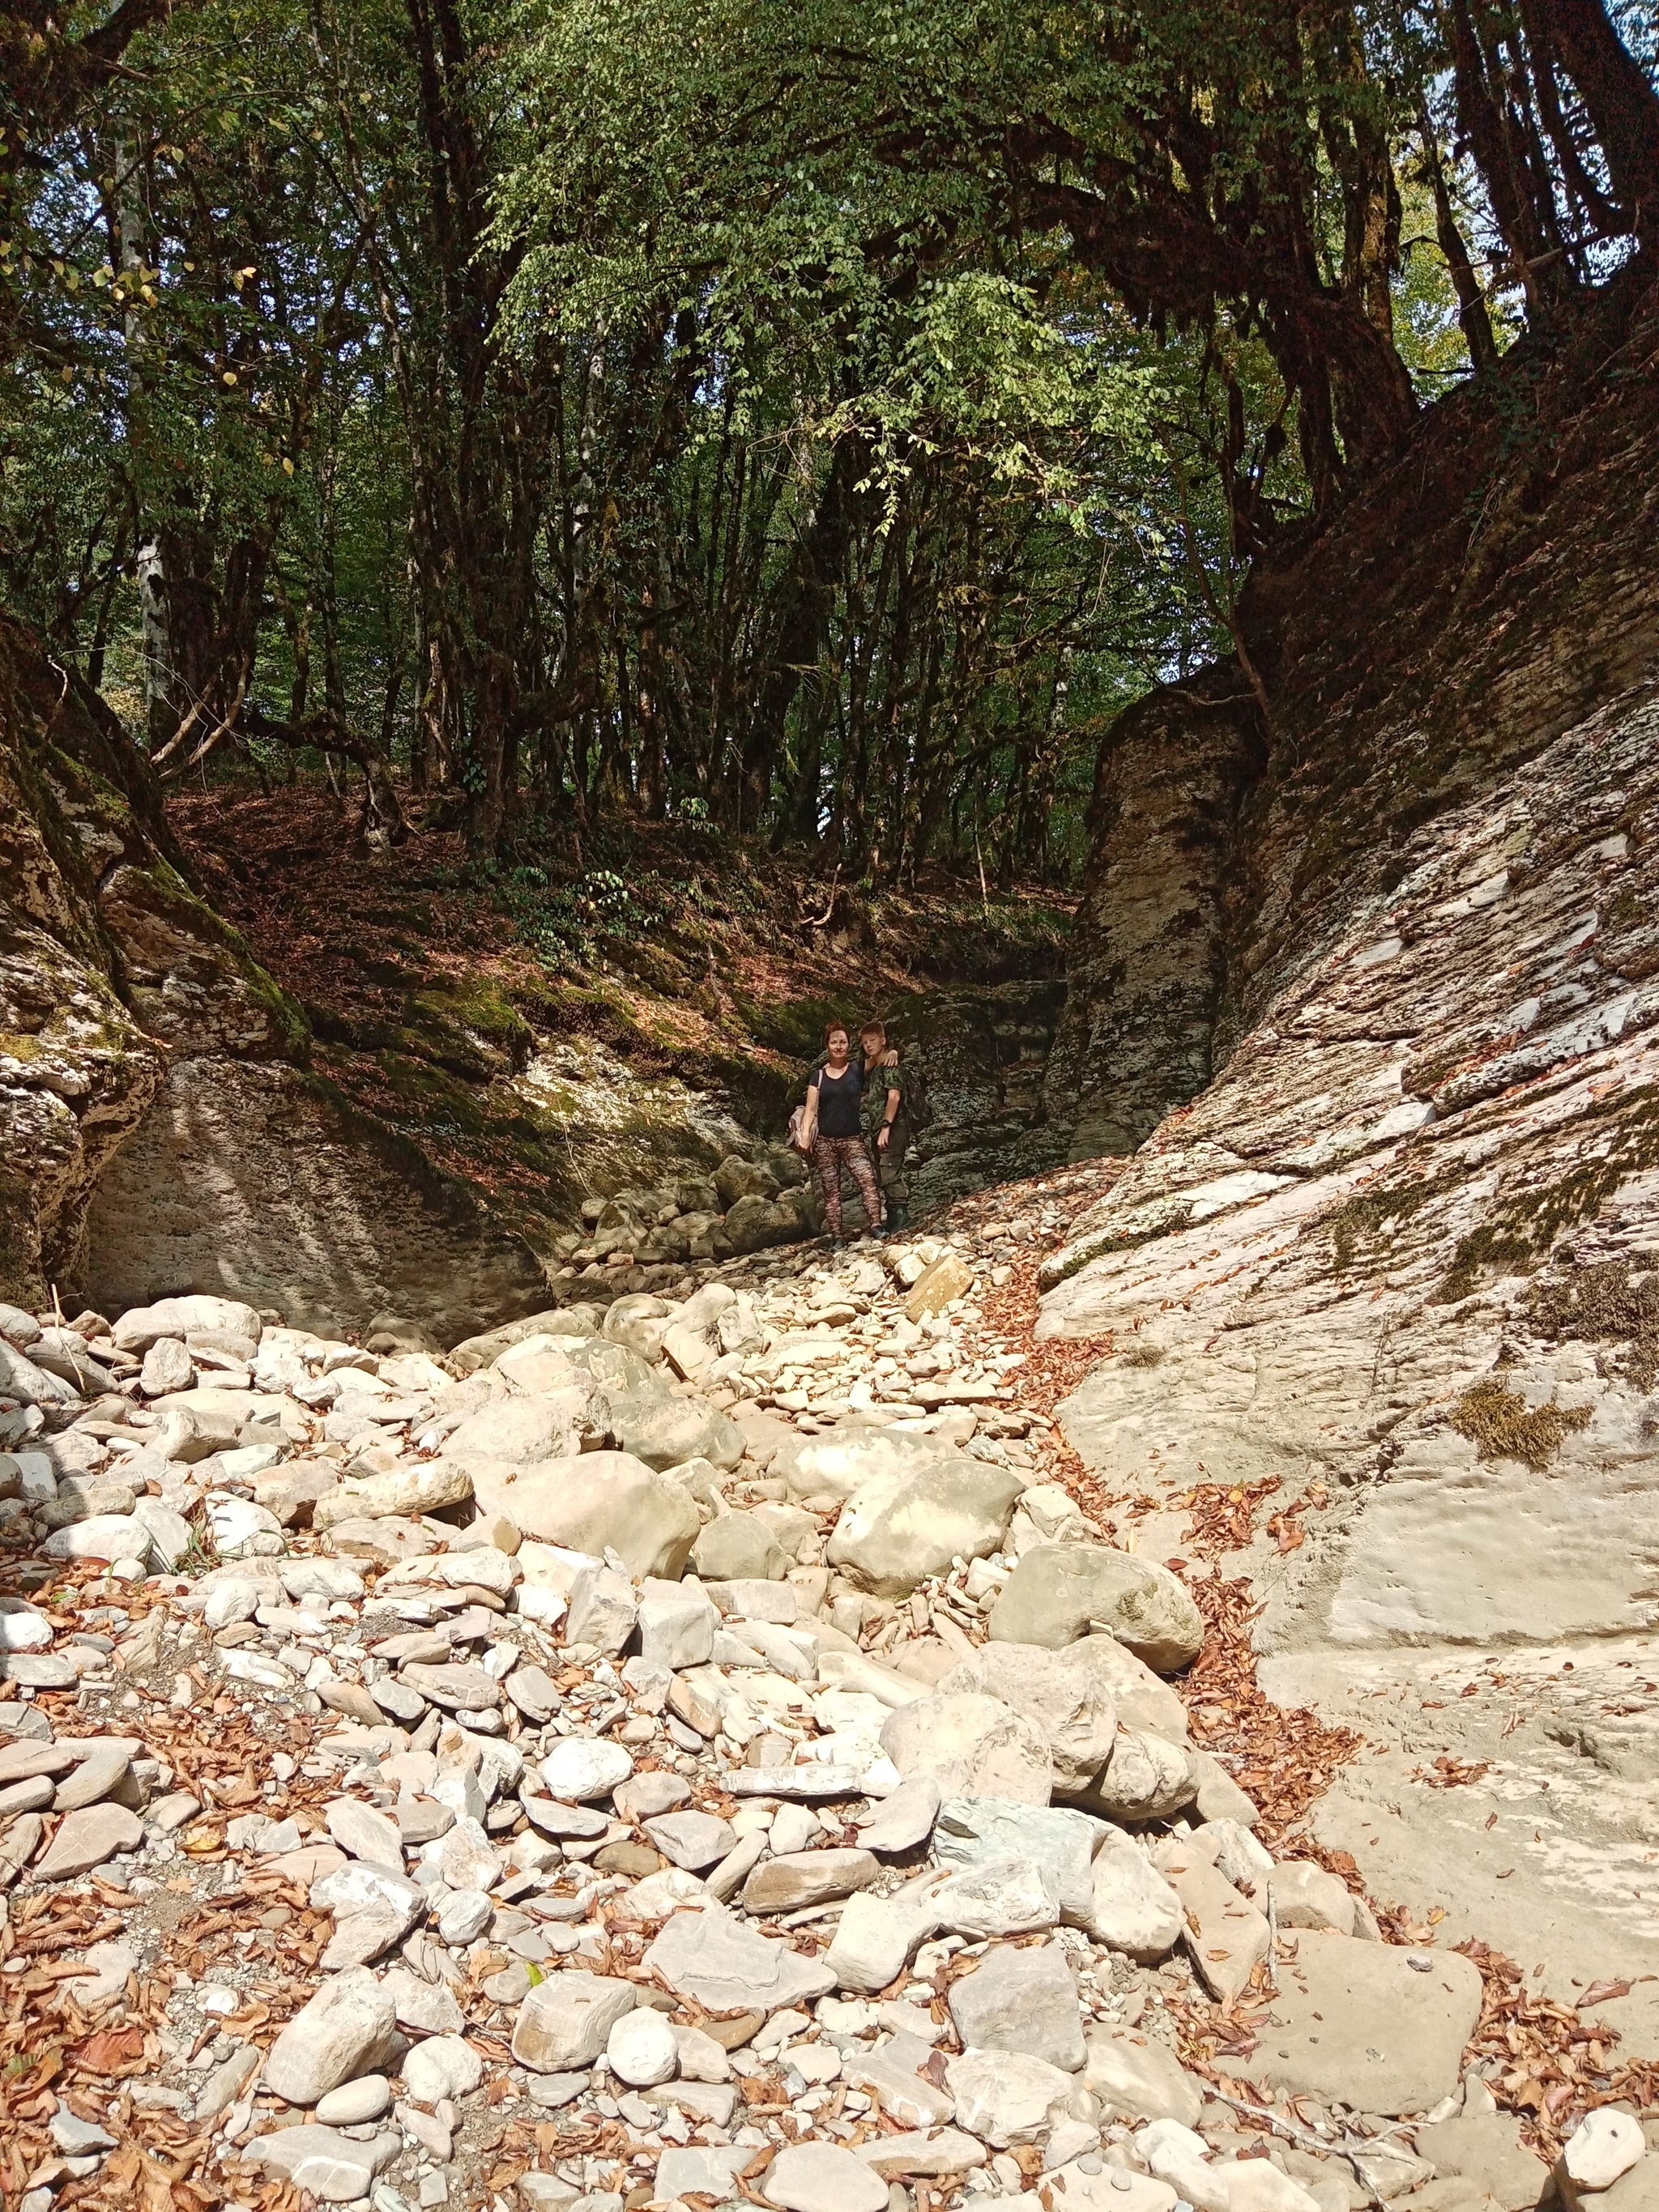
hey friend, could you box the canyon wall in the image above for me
[1038,266,1659,2019]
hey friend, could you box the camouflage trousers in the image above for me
[872,1126,910,1206]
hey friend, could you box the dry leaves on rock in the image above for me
[1456,1936,1659,2158]
[1177,1566,1362,1842]
[74,2022,148,2076]
[1179,1478,1283,1559]
[1411,1754,1492,1788]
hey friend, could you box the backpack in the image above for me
[902,1059,933,1132]
[787,1102,812,1154]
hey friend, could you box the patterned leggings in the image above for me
[811,1133,881,1237]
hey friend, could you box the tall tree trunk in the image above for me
[737,441,857,835]
[1543,0,1659,244]
[1418,112,1500,375]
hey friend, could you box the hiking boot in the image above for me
[885,1203,909,1234]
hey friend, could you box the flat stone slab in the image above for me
[244,2124,399,2202]
[644,1809,735,1872]
[945,1938,1084,2071]
[36,1804,143,1880]
[399,1661,499,1711]
[520,1795,608,1839]
[325,1798,406,1869]
[512,1972,639,2073]
[0,1653,82,1688]
[935,1796,1100,1920]
[540,1737,633,1801]
[1253,1929,1483,2116]
[854,2129,988,2177]
[658,2147,754,2200]
[765,2141,890,2212]
[0,1742,76,1784]
[644,1905,835,2013]
[724,1765,868,1800]
[52,1742,133,1812]
[40,1513,150,1566]
[856,1775,940,1853]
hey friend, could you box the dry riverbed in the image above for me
[0,1168,1645,2212]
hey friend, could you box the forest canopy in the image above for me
[2,0,1657,878]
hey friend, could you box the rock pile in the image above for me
[547,1149,824,1274]
[0,1192,1619,2212]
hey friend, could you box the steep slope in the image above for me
[1038,266,1659,2043]
[0,614,551,1334]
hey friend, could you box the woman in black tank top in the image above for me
[800,1024,884,1245]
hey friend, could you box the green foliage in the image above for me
[462,861,672,968]
[1,0,1650,880]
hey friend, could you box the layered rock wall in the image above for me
[1042,265,1659,1649]
[1043,671,1260,1161]
[1035,262,1659,2028]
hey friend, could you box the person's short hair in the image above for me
[824,1021,851,1046]
[859,1021,887,1048]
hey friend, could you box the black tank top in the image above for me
[813,1062,863,1137]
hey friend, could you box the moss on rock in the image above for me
[1449,1378,1592,1471]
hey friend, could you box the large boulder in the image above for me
[311,1461,474,1530]
[660,1283,734,1382]
[0,1340,79,1406]
[469,1450,699,1578]
[1074,1729,1196,1823]
[933,1797,1101,1920]
[444,1390,593,1470]
[1251,1929,1483,2116]
[603,1294,675,1362]
[1064,1634,1189,1745]
[644,1904,835,2011]
[1082,2027,1205,2126]
[512,1972,639,2072]
[827,1451,1022,1598]
[492,1335,591,1395]
[448,1308,600,1375]
[945,1940,1085,2072]
[562,1336,744,1471]
[113,1294,262,1354]
[692,1513,788,1582]
[880,1693,1052,1806]
[261,1967,399,2104]
[987,1545,1204,1674]
[1076,1831,1183,1958]
[613,1383,744,1473]
[714,1156,778,1209]
[1414,2081,1555,2211]
[778,1425,962,1506]
[946,2050,1076,2149]
[1151,1837,1268,2004]
[723,1195,804,1254]
[939,1643,1118,1795]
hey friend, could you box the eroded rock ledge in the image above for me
[1036,269,1659,2042]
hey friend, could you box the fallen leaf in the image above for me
[76,2023,147,2075]
[1579,1980,1632,2009]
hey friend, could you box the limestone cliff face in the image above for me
[1042,268,1659,1657]
[0,615,548,1332]
[1043,670,1260,1160]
